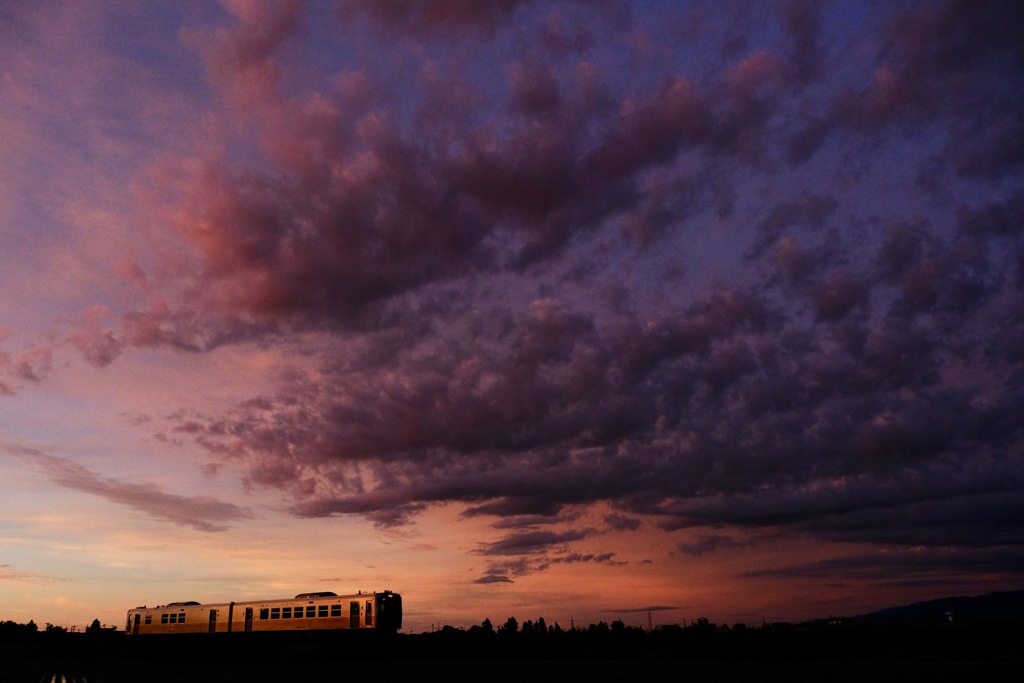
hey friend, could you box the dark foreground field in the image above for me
[4,658,1024,683]
[2,623,1022,683]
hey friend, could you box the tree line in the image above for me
[413,613,1024,663]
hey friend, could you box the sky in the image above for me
[1,0,1022,633]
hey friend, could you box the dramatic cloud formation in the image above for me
[118,0,1022,587]
[1,0,1022,628]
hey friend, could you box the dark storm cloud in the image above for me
[473,531,621,583]
[795,0,1024,163]
[551,551,618,565]
[479,529,596,556]
[490,510,583,529]
[110,0,852,349]
[474,573,513,585]
[2,443,250,532]
[114,0,1023,348]
[603,514,640,532]
[677,533,739,557]
[88,1,1024,580]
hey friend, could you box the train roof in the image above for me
[129,590,396,612]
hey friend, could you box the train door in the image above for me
[132,613,140,635]
[244,607,253,632]
[349,601,360,628]
[208,609,218,633]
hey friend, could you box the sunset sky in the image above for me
[2,0,1023,633]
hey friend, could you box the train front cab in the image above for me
[376,591,402,632]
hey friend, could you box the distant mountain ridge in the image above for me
[855,590,1024,623]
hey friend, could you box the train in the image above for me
[126,590,402,635]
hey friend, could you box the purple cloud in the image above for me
[32,0,1023,587]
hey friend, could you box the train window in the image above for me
[271,608,280,619]
[306,606,316,617]
[145,615,152,625]
[168,613,177,624]
[161,614,168,624]
[319,605,329,617]
[366,601,372,626]
[259,608,269,620]
[331,604,341,617]
[179,613,186,623]
[282,607,292,618]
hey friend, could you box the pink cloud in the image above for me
[2,444,250,532]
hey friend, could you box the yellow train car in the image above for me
[126,590,402,635]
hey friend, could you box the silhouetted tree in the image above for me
[500,616,518,634]
[0,619,41,642]
[691,617,715,631]
[481,617,494,634]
